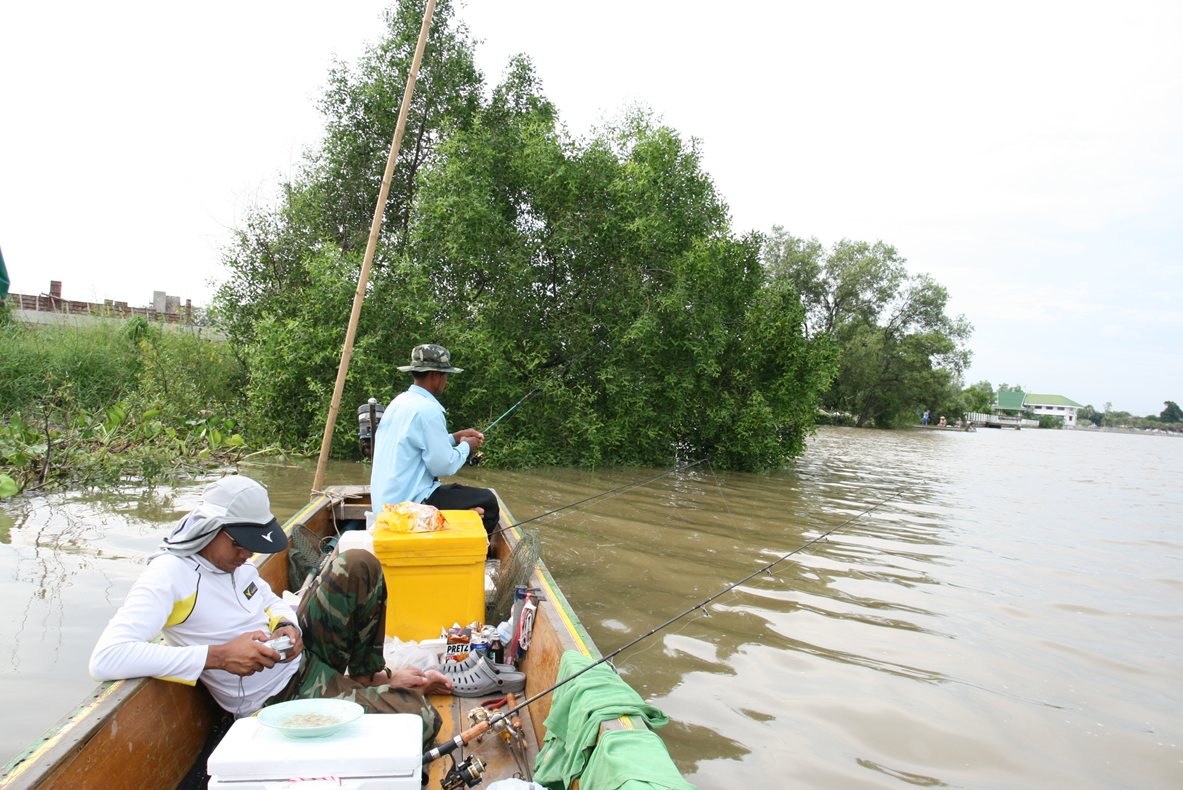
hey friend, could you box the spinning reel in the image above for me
[441,754,486,789]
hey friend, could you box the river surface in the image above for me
[1,427,1180,787]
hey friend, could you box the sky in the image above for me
[2,1,1180,416]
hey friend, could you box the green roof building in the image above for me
[995,388,1026,412]
[993,388,1082,427]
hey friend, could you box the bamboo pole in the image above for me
[311,0,437,494]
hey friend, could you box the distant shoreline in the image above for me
[1078,426,1182,437]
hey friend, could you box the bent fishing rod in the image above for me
[487,458,708,538]
[426,486,905,764]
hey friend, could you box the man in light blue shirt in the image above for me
[370,344,499,534]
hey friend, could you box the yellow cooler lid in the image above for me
[372,509,487,563]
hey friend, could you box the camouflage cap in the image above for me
[397,343,464,374]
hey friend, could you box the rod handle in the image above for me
[423,720,490,763]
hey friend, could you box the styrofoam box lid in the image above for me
[208,714,421,780]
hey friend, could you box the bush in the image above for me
[1,320,250,493]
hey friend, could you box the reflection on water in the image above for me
[2,431,1181,787]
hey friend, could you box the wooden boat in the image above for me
[913,423,975,432]
[0,485,677,788]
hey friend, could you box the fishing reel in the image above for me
[466,451,486,467]
[441,754,486,789]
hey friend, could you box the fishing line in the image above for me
[488,458,708,538]
[426,486,904,764]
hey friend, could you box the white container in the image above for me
[207,713,421,789]
[338,529,375,555]
[365,509,376,531]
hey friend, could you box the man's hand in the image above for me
[270,623,304,663]
[454,428,485,449]
[386,666,454,695]
[205,631,281,676]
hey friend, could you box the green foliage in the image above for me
[1036,414,1064,429]
[962,380,995,413]
[1080,405,1183,432]
[409,84,835,469]
[1,321,140,412]
[1,397,247,494]
[212,0,481,350]
[1160,400,1182,423]
[0,321,250,493]
[764,228,972,428]
[240,246,435,454]
[815,411,857,427]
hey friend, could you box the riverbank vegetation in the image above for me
[4,1,981,492]
[0,318,250,495]
[761,229,971,428]
[1076,401,1183,432]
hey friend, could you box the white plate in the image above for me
[257,698,364,738]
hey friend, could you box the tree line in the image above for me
[210,0,971,470]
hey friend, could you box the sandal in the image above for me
[440,653,525,698]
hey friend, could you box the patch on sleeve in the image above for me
[243,581,258,600]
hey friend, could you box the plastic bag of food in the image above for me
[375,501,445,534]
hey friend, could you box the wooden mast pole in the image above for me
[311,0,437,494]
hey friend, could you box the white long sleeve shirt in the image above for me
[89,552,301,715]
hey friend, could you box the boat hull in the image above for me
[0,486,676,788]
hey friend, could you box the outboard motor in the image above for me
[357,398,384,459]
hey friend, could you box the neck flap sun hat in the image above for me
[397,343,463,374]
[156,475,287,558]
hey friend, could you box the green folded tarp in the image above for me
[582,728,697,790]
[533,650,696,790]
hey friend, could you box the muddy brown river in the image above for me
[1,426,1180,787]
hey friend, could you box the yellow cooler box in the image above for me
[372,509,487,640]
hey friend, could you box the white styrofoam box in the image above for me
[208,713,421,789]
[338,529,375,555]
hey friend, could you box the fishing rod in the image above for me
[425,486,905,765]
[487,458,708,538]
[468,344,601,465]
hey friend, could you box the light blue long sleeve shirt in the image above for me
[369,384,470,510]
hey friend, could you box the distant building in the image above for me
[995,388,1026,415]
[991,388,1082,428]
[1022,393,1083,427]
[7,279,196,327]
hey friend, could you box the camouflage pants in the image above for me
[266,548,441,746]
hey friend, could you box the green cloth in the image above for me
[534,651,690,789]
[581,729,697,790]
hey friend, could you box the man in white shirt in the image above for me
[370,343,499,533]
[89,475,450,744]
